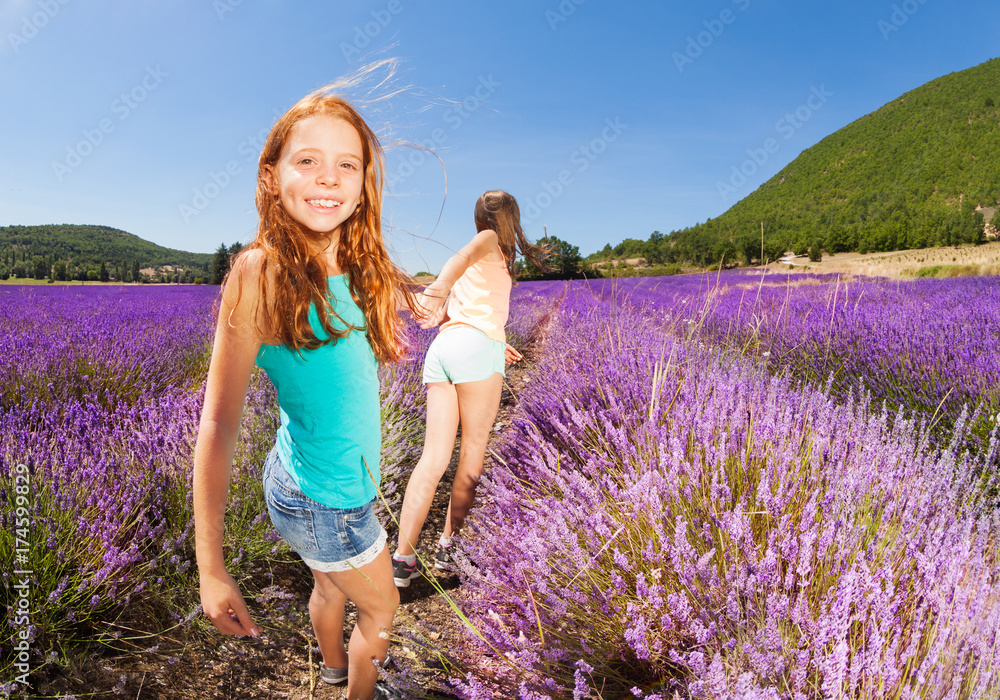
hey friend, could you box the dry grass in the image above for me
[769,241,1000,278]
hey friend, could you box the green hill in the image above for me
[595,57,1000,268]
[0,224,212,282]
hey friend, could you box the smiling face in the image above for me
[269,114,365,249]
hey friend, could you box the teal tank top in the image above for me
[255,275,380,509]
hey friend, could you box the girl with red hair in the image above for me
[193,85,416,700]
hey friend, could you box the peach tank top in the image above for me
[439,254,512,343]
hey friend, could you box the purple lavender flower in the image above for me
[449,277,1000,698]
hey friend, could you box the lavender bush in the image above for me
[0,284,433,691]
[506,280,568,350]
[584,273,1000,450]
[4,272,998,698]
[0,285,216,408]
[451,279,1000,699]
[0,286,281,688]
[379,323,436,515]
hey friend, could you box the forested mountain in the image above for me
[594,57,1000,267]
[0,224,214,282]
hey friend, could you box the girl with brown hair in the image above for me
[392,190,549,586]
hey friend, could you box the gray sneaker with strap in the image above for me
[374,680,405,699]
[434,541,454,571]
[392,555,419,587]
[319,663,347,684]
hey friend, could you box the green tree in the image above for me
[516,235,581,280]
[972,211,986,244]
[736,230,759,265]
[99,262,109,282]
[54,260,67,281]
[546,235,582,278]
[808,235,823,262]
[612,238,646,259]
[211,243,237,285]
[791,235,809,257]
[644,231,667,265]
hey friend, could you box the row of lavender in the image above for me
[450,277,1000,698]
[584,272,1000,448]
[0,285,270,690]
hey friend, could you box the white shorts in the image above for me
[422,326,505,384]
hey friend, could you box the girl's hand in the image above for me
[200,568,261,637]
[504,343,523,365]
[416,290,448,329]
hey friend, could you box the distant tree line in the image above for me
[588,198,993,271]
[0,246,208,283]
[0,225,247,284]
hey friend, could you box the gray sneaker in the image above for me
[319,663,347,684]
[374,680,405,699]
[392,555,419,587]
[320,653,393,687]
[434,541,454,571]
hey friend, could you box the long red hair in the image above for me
[231,89,415,363]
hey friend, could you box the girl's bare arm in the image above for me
[418,229,500,327]
[193,252,265,637]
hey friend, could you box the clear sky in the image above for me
[2,1,997,274]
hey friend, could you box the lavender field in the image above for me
[2,273,999,699]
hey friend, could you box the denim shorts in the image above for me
[262,447,387,572]
[422,325,506,384]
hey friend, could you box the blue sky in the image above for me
[2,1,997,274]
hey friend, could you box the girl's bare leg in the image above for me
[442,372,503,538]
[395,381,460,556]
[311,544,399,700]
[309,573,348,669]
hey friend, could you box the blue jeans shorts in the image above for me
[262,447,387,572]
[422,325,506,384]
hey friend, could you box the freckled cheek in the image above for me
[282,169,308,188]
[279,173,310,202]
